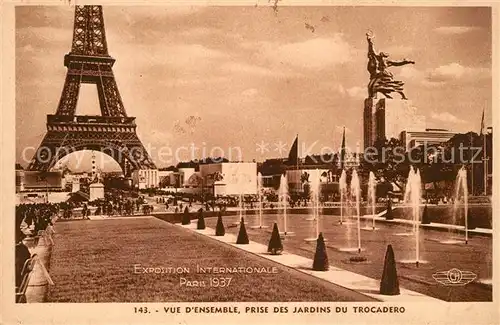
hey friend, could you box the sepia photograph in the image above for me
[2,1,498,324]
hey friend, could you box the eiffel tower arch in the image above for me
[27,5,156,177]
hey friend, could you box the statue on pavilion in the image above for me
[366,30,415,100]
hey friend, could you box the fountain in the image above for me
[250,172,268,229]
[457,166,468,244]
[403,168,413,205]
[399,166,427,267]
[362,171,379,231]
[478,243,492,286]
[441,166,469,244]
[233,180,247,226]
[304,175,316,221]
[414,168,422,264]
[305,169,321,242]
[396,166,420,236]
[338,169,363,253]
[278,174,294,236]
[339,169,346,224]
[338,169,354,225]
[352,169,362,253]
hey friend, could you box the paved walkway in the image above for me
[178,222,442,302]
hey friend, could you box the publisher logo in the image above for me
[432,268,477,286]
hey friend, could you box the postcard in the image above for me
[1,1,498,324]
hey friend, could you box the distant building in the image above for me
[258,158,286,188]
[15,164,25,192]
[199,162,257,196]
[16,170,63,192]
[158,168,197,190]
[400,129,456,150]
[363,97,458,153]
[337,151,361,170]
[158,169,176,187]
[63,172,90,184]
[131,169,159,189]
[179,168,196,187]
[102,171,124,178]
[286,168,329,195]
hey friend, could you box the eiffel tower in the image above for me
[27,5,156,176]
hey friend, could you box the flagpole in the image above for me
[479,107,487,196]
[483,133,487,195]
[296,133,299,171]
[341,127,344,171]
[470,133,474,196]
[296,134,299,202]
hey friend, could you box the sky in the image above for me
[15,5,492,171]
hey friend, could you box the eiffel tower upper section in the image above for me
[57,5,126,117]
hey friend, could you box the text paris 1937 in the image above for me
[179,277,233,288]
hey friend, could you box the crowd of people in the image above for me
[16,203,59,239]
[95,195,152,216]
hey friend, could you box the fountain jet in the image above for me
[370,172,376,229]
[305,169,321,242]
[351,169,362,253]
[251,172,268,229]
[450,166,469,244]
[339,169,348,225]
[399,166,427,267]
[362,171,379,231]
[278,174,294,236]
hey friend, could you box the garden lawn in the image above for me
[47,217,373,302]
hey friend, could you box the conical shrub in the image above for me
[267,223,283,255]
[197,208,206,230]
[385,199,394,220]
[181,206,190,225]
[215,213,225,236]
[236,217,249,244]
[312,232,329,271]
[421,204,431,224]
[379,244,400,295]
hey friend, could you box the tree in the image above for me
[196,208,205,230]
[312,232,329,271]
[215,213,225,236]
[267,223,283,255]
[361,137,409,192]
[442,132,489,195]
[376,179,393,199]
[380,244,400,295]
[236,217,249,244]
[181,206,190,225]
